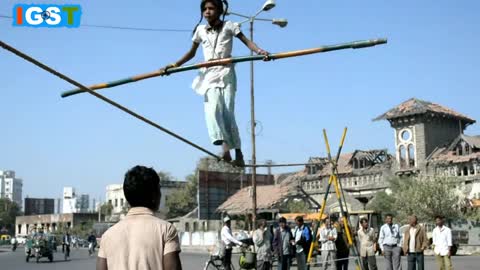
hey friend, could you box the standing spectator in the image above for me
[292,216,312,270]
[402,215,428,270]
[334,221,350,270]
[358,218,378,270]
[378,214,402,270]
[273,217,293,270]
[254,219,273,270]
[96,165,182,270]
[432,215,453,270]
[63,232,72,259]
[319,218,337,270]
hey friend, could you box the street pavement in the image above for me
[1,246,479,269]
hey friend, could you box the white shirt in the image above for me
[432,225,452,256]
[191,20,241,95]
[319,226,337,251]
[378,223,401,250]
[409,227,417,252]
[221,225,242,249]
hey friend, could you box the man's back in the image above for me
[98,207,180,270]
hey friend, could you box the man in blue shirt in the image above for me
[378,214,402,270]
[293,216,312,270]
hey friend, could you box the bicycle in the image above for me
[203,239,256,270]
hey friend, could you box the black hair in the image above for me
[295,216,304,223]
[435,215,444,220]
[360,218,368,224]
[123,165,161,210]
[192,0,229,35]
[385,213,394,218]
[278,217,287,223]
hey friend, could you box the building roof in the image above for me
[428,134,480,163]
[307,150,392,177]
[216,174,300,215]
[373,98,475,124]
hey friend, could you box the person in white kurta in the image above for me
[161,0,269,166]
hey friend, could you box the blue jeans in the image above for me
[407,252,424,270]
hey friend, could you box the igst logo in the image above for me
[13,4,82,28]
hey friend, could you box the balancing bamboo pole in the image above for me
[61,38,387,98]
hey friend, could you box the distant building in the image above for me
[62,187,77,214]
[62,187,91,213]
[105,180,187,219]
[0,170,23,209]
[220,98,480,213]
[24,198,55,215]
[15,213,100,236]
[77,194,90,213]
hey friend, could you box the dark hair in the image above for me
[278,217,287,223]
[435,215,444,220]
[295,216,304,223]
[360,218,368,224]
[123,165,161,210]
[385,213,394,218]
[192,0,229,35]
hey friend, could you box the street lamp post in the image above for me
[228,0,287,229]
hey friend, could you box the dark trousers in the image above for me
[336,253,349,270]
[407,252,424,270]
[223,248,232,270]
[278,255,291,270]
[362,256,378,270]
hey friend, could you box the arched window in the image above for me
[408,144,415,167]
[399,145,407,169]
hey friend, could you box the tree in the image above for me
[166,171,198,219]
[165,157,241,219]
[367,176,464,224]
[286,199,310,213]
[158,171,176,183]
[99,202,113,217]
[367,191,397,217]
[0,198,21,235]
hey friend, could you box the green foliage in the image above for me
[100,202,113,217]
[0,198,21,234]
[166,171,197,219]
[367,176,464,224]
[165,157,242,219]
[286,199,310,213]
[367,191,397,217]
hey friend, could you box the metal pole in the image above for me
[250,19,257,230]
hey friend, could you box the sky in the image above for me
[1,0,479,202]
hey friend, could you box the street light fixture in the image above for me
[262,0,276,12]
[228,0,287,230]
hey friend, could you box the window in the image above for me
[401,130,411,141]
[115,199,118,207]
[408,144,415,167]
[108,200,112,205]
[465,144,470,155]
[463,167,468,176]
[470,166,475,175]
[193,222,198,232]
[399,145,407,169]
[185,222,190,232]
[120,198,124,206]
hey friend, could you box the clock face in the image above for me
[400,129,412,142]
